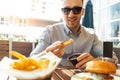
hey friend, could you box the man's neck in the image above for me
[71,25,81,34]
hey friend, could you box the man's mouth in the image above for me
[68,18,77,22]
[68,18,77,23]
[68,19,76,25]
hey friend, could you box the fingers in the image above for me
[46,41,64,52]
[77,53,92,61]
[53,48,64,57]
[45,41,65,57]
[76,53,94,68]
[45,39,73,58]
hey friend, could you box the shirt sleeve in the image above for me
[91,34,103,57]
[30,27,51,57]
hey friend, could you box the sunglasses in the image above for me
[61,7,82,15]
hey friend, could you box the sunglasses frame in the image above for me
[61,6,82,15]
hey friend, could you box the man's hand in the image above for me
[45,39,73,58]
[76,53,94,69]
[45,41,65,57]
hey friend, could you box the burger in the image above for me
[71,60,117,80]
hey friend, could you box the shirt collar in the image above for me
[63,23,81,37]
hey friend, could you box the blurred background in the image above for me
[0,0,120,60]
[0,0,120,45]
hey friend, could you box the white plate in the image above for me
[71,73,93,80]
[0,52,61,80]
[71,72,120,80]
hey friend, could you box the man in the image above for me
[30,0,117,68]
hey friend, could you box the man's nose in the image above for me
[68,10,75,17]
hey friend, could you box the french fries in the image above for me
[9,39,73,71]
[9,51,26,59]
[9,51,50,71]
[11,58,50,71]
[64,39,74,46]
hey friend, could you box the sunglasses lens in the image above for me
[61,7,82,15]
[73,7,82,14]
[61,8,71,15]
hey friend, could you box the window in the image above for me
[0,0,61,42]
[94,0,120,47]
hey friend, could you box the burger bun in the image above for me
[85,60,116,74]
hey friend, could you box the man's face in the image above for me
[61,0,84,29]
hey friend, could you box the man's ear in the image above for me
[81,8,85,16]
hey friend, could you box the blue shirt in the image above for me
[30,22,103,66]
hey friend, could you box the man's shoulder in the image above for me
[82,26,95,34]
[44,22,64,32]
[47,22,64,28]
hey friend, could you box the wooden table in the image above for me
[0,66,120,80]
[52,66,120,80]
[52,66,77,80]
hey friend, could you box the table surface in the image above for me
[52,66,120,80]
[0,66,120,80]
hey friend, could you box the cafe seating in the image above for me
[113,47,120,63]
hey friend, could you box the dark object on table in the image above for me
[103,41,113,58]
[67,53,80,66]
